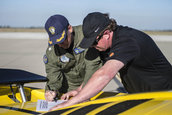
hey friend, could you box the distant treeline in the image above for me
[1,26,172,32]
[144,30,172,32]
[0,26,44,29]
[0,26,45,32]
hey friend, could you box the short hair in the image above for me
[103,13,117,31]
[97,13,117,36]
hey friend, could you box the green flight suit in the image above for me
[43,25,102,96]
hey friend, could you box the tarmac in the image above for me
[0,32,172,92]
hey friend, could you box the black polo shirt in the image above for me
[106,25,172,93]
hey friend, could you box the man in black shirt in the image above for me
[50,12,172,110]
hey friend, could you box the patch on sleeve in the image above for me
[43,54,48,64]
[74,47,85,55]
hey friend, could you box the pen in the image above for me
[53,97,58,102]
[47,85,58,102]
[47,85,51,91]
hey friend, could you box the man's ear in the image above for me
[104,34,110,40]
[104,30,111,40]
[68,25,73,33]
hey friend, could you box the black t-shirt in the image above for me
[106,25,172,93]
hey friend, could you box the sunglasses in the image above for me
[92,25,111,46]
[92,33,104,46]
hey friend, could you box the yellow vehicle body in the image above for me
[0,86,44,115]
[0,85,172,115]
[0,69,172,115]
[44,91,172,115]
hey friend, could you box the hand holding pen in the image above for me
[45,85,58,102]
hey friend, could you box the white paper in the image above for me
[36,99,66,111]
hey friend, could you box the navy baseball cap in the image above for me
[80,12,111,48]
[45,15,69,46]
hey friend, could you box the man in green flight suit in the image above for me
[43,14,102,101]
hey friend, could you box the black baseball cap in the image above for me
[79,12,111,48]
[45,15,69,46]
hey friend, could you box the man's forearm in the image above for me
[50,60,124,111]
[66,60,124,104]
[67,69,113,104]
[76,83,83,92]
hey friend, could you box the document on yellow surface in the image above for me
[36,99,66,111]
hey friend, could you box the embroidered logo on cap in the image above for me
[56,30,65,42]
[94,27,100,32]
[49,26,55,35]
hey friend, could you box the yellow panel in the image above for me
[31,89,45,102]
[55,91,172,111]
[87,102,119,115]
[150,101,172,115]
[0,95,15,105]
[119,100,172,115]
[16,93,22,103]
[90,91,104,100]
[0,102,40,115]
[61,106,86,115]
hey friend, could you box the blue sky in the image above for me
[0,0,172,30]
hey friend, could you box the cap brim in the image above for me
[79,36,96,49]
[49,29,67,46]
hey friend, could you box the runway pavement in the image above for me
[0,32,172,92]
